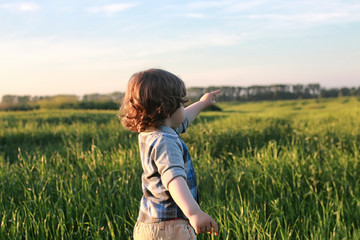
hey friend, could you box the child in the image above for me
[119,68,220,239]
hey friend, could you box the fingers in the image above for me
[203,89,220,104]
[209,89,221,96]
[207,90,221,101]
[210,219,219,236]
[199,89,220,100]
[198,225,210,234]
[188,211,219,235]
[197,220,219,235]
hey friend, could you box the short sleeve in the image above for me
[175,116,189,134]
[151,135,187,190]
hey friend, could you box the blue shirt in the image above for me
[136,118,199,223]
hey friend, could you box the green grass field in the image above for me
[1,97,359,239]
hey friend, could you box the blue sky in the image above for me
[1,0,360,98]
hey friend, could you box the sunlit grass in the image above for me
[1,97,359,239]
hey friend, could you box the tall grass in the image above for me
[1,97,359,239]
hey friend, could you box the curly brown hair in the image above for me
[119,69,189,132]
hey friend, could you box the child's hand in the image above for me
[188,209,219,236]
[184,89,221,124]
[199,90,221,108]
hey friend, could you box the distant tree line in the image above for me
[1,84,359,111]
[187,84,360,102]
[0,92,124,111]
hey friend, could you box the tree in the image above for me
[1,95,17,105]
[308,84,321,97]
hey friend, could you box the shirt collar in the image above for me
[140,125,178,136]
[158,125,178,135]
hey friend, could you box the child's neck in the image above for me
[143,127,157,132]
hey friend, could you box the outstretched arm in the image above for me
[168,176,219,235]
[185,90,221,124]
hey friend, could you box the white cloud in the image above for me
[133,32,239,58]
[248,12,349,23]
[186,1,230,10]
[87,3,136,16]
[224,1,360,22]
[225,0,267,12]
[0,2,40,12]
[185,13,206,19]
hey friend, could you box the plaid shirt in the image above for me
[137,118,199,223]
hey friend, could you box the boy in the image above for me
[119,68,220,239]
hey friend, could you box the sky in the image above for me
[1,0,360,99]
